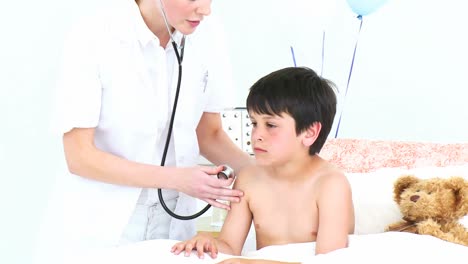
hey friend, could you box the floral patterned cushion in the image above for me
[320,138,468,173]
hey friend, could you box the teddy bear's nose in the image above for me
[410,195,420,202]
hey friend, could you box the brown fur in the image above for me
[385,175,468,246]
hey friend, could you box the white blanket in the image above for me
[68,232,468,264]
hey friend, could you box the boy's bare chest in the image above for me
[249,188,319,247]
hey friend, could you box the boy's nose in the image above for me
[252,132,263,142]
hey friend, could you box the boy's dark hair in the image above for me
[246,67,337,155]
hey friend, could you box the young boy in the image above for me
[171,67,355,263]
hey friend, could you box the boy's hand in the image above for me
[217,259,289,264]
[171,233,219,259]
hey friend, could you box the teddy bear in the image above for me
[385,175,468,246]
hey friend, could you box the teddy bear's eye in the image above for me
[416,189,420,192]
[428,191,432,195]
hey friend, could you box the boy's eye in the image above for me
[266,123,276,128]
[250,121,257,127]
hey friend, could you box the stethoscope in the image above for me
[157,1,234,220]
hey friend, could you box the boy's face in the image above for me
[249,112,307,166]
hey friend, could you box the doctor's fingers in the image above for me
[203,198,232,210]
[212,176,236,187]
[205,186,243,202]
[191,177,242,198]
[198,164,225,175]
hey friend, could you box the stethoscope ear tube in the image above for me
[158,39,205,220]
[157,37,234,220]
[156,1,211,220]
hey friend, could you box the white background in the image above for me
[214,0,468,142]
[1,0,467,263]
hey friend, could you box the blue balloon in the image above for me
[346,0,389,16]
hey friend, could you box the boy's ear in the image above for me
[302,122,321,147]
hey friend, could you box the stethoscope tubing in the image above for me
[157,39,213,220]
[156,1,233,220]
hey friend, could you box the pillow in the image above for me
[346,170,402,234]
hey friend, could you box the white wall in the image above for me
[1,0,467,263]
[213,0,468,143]
[0,1,113,263]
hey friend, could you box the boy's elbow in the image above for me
[315,239,349,255]
[215,239,239,256]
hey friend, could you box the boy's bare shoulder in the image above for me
[315,161,349,186]
[234,164,265,187]
[323,162,346,177]
[236,164,263,180]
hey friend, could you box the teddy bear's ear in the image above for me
[444,177,468,217]
[393,175,419,204]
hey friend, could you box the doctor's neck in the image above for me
[137,0,175,48]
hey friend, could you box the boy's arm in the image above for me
[315,172,354,255]
[216,169,254,255]
[171,168,254,257]
[217,259,300,264]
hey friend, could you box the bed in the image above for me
[68,232,468,263]
[69,139,468,263]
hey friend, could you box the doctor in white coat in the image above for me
[38,0,252,261]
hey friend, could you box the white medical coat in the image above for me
[49,0,235,254]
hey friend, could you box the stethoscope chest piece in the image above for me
[217,165,235,180]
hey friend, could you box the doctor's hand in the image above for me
[171,232,219,259]
[176,165,243,209]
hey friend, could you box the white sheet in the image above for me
[67,232,468,264]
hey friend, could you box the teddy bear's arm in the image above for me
[386,221,417,233]
[440,222,468,246]
[416,219,468,245]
